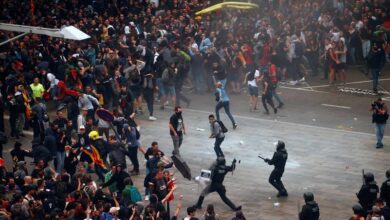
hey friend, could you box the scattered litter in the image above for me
[312,119,316,122]
[273,202,280,208]
[354,117,358,121]
[196,128,205,132]
[239,141,244,145]
[268,197,271,200]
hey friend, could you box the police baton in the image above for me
[258,155,266,161]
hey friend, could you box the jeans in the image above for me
[362,40,371,59]
[171,135,183,156]
[216,101,236,126]
[191,68,206,93]
[214,137,225,157]
[56,151,65,173]
[370,68,380,91]
[271,87,283,105]
[374,123,386,146]
[156,78,166,96]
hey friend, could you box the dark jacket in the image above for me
[32,144,52,163]
[380,178,390,204]
[44,128,58,156]
[299,201,320,220]
[357,181,379,210]
[109,143,128,168]
[267,149,288,171]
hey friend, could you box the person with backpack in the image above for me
[215,81,237,129]
[208,114,226,158]
[121,177,143,207]
[269,59,284,108]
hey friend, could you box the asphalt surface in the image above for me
[1,66,390,219]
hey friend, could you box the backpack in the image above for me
[269,64,278,87]
[129,186,142,203]
[216,120,228,133]
[162,68,174,84]
[129,68,140,82]
[0,132,8,145]
[247,70,255,81]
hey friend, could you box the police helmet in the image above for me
[88,130,100,141]
[276,141,285,151]
[352,204,363,215]
[216,157,226,165]
[386,169,390,178]
[364,172,375,183]
[303,192,314,202]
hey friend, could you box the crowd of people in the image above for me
[0,0,389,219]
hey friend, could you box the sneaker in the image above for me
[277,103,284,109]
[274,108,277,114]
[233,124,238,129]
[299,77,305,82]
[149,116,157,121]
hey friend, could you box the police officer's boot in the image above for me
[195,196,204,209]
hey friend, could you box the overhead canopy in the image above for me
[0,23,90,43]
[196,1,259,15]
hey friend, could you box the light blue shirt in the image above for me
[216,87,229,102]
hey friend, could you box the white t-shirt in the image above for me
[247,70,260,87]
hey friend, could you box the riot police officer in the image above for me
[299,192,320,220]
[195,157,241,211]
[380,169,390,205]
[264,140,288,197]
[357,172,379,216]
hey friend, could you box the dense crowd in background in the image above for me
[0,0,389,219]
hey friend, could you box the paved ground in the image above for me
[2,66,390,219]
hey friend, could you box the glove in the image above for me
[264,159,270,163]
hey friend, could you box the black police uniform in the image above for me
[195,158,241,211]
[380,170,390,205]
[299,193,320,220]
[357,174,379,213]
[266,141,288,196]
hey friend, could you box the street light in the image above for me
[0,23,91,46]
